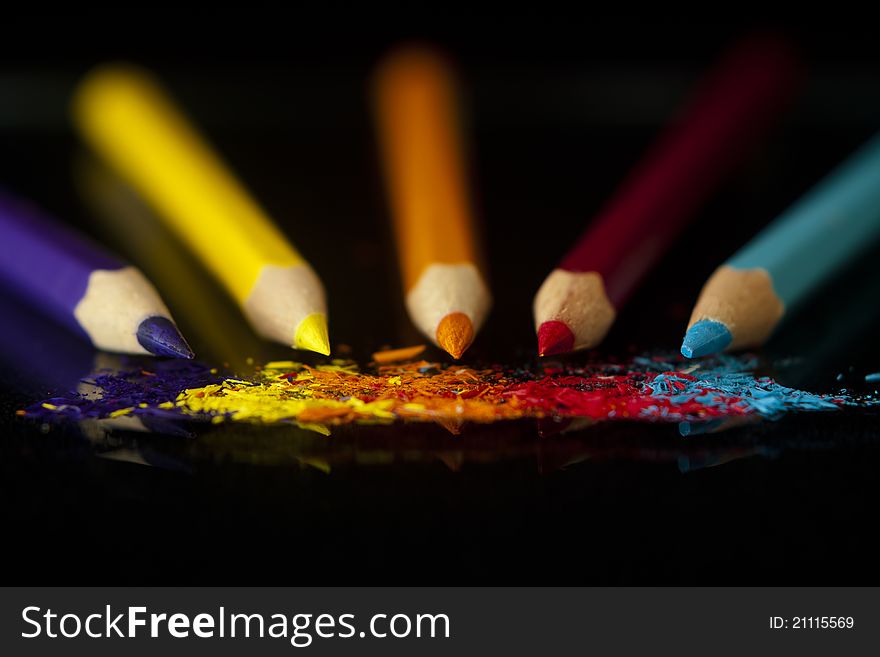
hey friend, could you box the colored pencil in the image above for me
[533,34,801,356]
[73,65,331,356]
[0,190,192,358]
[373,47,491,359]
[74,154,270,370]
[681,131,880,358]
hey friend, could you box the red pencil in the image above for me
[533,33,802,356]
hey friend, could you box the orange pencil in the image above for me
[373,46,491,359]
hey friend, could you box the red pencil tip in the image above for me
[537,321,575,357]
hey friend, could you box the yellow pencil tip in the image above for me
[294,313,331,356]
[436,312,474,359]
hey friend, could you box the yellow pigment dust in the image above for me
[176,360,524,426]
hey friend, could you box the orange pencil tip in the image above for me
[436,312,474,359]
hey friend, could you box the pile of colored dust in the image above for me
[22,360,222,422]
[21,353,847,428]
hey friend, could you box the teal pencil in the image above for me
[681,131,880,358]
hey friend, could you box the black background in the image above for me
[1,14,880,582]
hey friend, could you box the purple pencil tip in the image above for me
[137,316,194,359]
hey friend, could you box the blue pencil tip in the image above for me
[680,319,732,359]
[137,316,194,359]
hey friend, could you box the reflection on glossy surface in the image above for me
[12,399,877,480]
[678,415,758,436]
[768,243,880,390]
[79,417,192,472]
[0,292,97,397]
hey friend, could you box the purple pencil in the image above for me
[0,190,192,358]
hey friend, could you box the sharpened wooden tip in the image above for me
[532,269,616,353]
[686,265,784,352]
[436,312,473,359]
[537,320,575,357]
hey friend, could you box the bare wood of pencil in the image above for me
[373,46,491,359]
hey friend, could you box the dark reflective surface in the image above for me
[2,18,880,583]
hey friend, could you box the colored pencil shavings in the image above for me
[372,345,427,364]
[20,352,857,430]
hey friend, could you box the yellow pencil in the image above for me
[373,46,491,359]
[73,65,330,355]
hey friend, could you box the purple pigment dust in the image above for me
[28,359,223,422]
